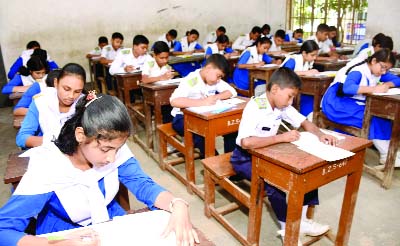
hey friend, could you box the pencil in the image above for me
[280,121,291,132]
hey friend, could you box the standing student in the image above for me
[0,93,199,246]
[172,29,204,55]
[99,32,124,65]
[284,28,304,44]
[269,29,287,54]
[231,67,335,245]
[307,23,338,61]
[232,26,262,50]
[281,40,319,118]
[156,29,178,51]
[86,36,109,58]
[13,69,61,117]
[232,37,274,95]
[109,34,151,74]
[170,54,238,157]
[260,24,272,39]
[16,63,85,149]
[2,55,47,95]
[322,49,400,166]
[202,26,226,48]
[7,41,58,80]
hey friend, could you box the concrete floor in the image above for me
[1,106,399,246]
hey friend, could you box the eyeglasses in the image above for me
[378,62,388,72]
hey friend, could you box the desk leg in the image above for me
[144,102,152,150]
[336,151,364,245]
[153,102,163,153]
[382,113,400,188]
[184,118,195,194]
[284,177,304,246]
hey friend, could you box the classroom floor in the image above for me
[1,106,399,246]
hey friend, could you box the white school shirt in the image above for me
[157,34,174,49]
[202,31,218,49]
[242,46,263,64]
[141,56,172,77]
[169,69,237,117]
[232,33,254,50]
[88,46,102,56]
[100,44,121,61]
[269,38,282,52]
[179,37,200,52]
[307,35,331,54]
[236,93,306,146]
[280,53,314,71]
[109,48,152,75]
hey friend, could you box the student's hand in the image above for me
[162,202,199,246]
[306,69,319,75]
[279,130,300,142]
[255,61,265,67]
[373,83,391,93]
[61,228,100,245]
[319,134,338,146]
[161,71,174,81]
[202,95,219,105]
[124,65,135,73]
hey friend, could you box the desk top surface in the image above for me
[367,93,400,101]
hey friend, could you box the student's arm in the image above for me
[7,57,23,80]
[301,119,337,145]
[343,71,390,94]
[232,36,245,50]
[13,83,41,116]
[16,101,43,148]
[194,43,204,52]
[205,47,213,58]
[141,71,174,84]
[48,60,59,70]
[381,72,400,87]
[2,75,30,95]
[216,81,237,98]
[99,47,113,65]
[262,53,273,64]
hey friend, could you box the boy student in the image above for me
[231,67,336,245]
[268,29,287,54]
[307,23,339,61]
[232,26,262,50]
[86,36,108,58]
[202,26,226,48]
[170,54,238,157]
[99,32,124,65]
[157,29,178,51]
[109,34,151,75]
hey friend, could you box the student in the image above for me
[142,41,174,84]
[269,29,287,54]
[260,24,272,39]
[170,54,238,157]
[322,49,400,166]
[202,26,226,48]
[327,26,341,49]
[2,55,47,95]
[0,93,199,246]
[231,67,335,245]
[281,40,319,118]
[13,69,61,117]
[232,26,262,50]
[172,29,204,56]
[232,37,274,95]
[284,28,304,44]
[204,34,236,59]
[99,32,124,65]
[157,29,178,50]
[109,34,151,75]
[307,23,338,61]
[16,63,85,149]
[7,41,58,80]
[86,36,109,58]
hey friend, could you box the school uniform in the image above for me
[172,37,203,77]
[170,69,237,156]
[261,34,273,39]
[157,34,175,50]
[284,34,303,43]
[202,31,218,49]
[232,46,273,90]
[0,142,165,245]
[16,87,83,148]
[2,74,46,95]
[230,93,319,222]
[204,43,234,56]
[322,63,400,140]
[281,54,314,117]
[7,49,58,80]
[109,48,151,75]
[13,82,46,110]
[307,35,331,54]
[100,44,121,62]
[87,46,103,56]
[232,33,254,50]
[269,38,282,52]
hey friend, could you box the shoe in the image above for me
[277,230,302,246]
[167,144,177,154]
[300,219,330,237]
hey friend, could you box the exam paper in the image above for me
[373,88,400,96]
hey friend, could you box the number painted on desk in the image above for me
[227,118,241,126]
[322,160,348,175]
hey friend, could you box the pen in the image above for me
[280,121,291,132]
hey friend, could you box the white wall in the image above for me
[0,0,287,81]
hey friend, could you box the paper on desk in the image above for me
[291,132,354,162]
[154,78,181,85]
[187,99,238,114]
[373,88,400,96]
[260,64,279,68]
[313,71,337,77]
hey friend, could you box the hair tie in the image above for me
[85,90,102,107]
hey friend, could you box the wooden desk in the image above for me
[9,92,23,105]
[282,44,301,53]
[296,75,334,123]
[168,54,205,65]
[13,115,24,129]
[182,98,249,198]
[314,60,348,71]
[246,65,279,97]
[113,72,142,106]
[335,47,354,56]
[362,94,400,188]
[140,81,179,156]
[247,136,372,246]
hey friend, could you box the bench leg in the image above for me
[158,132,168,170]
[204,169,215,218]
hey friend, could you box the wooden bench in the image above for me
[316,111,363,137]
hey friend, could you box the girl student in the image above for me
[16,63,85,149]
[2,55,47,95]
[204,34,237,59]
[322,49,400,166]
[232,36,276,96]
[280,40,320,118]
[0,93,199,246]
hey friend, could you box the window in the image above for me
[287,0,368,44]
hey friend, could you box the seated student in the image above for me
[16,63,85,149]
[7,41,58,80]
[109,34,151,75]
[269,29,287,55]
[170,54,238,157]
[0,93,199,246]
[2,54,47,95]
[232,37,274,96]
[280,40,319,118]
[13,69,61,117]
[86,36,109,58]
[232,26,262,50]
[260,24,272,39]
[327,26,341,49]
[322,49,400,167]
[156,29,178,51]
[307,23,339,61]
[284,28,304,44]
[202,26,226,48]
[204,34,237,59]
[231,67,335,245]
[99,32,124,65]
